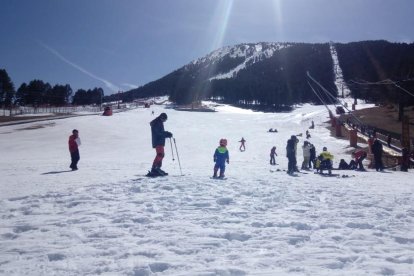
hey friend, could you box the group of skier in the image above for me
[68,112,410,176]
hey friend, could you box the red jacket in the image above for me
[354,150,366,161]
[68,134,78,153]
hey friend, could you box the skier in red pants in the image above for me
[149,113,172,176]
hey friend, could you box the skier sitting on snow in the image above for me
[316,147,334,174]
[213,139,230,178]
[338,159,350,170]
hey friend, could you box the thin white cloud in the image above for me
[38,41,120,92]
[121,83,139,89]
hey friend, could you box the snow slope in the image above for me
[0,103,413,275]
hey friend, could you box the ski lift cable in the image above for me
[307,72,365,126]
[307,71,340,107]
[350,79,414,98]
[389,80,414,98]
[306,73,335,111]
[307,80,332,114]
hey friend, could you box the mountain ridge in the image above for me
[105,40,414,109]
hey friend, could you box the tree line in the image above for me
[335,40,414,106]
[3,41,414,110]
[104,43,337,110]
[0,69,104,107]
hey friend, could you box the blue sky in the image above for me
[1,0,413,95]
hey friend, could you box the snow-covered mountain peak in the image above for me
[187,42,291,80]
[191,42,289,65]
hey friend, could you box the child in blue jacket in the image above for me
[213,139,230,178]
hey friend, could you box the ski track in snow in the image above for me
[0,102,413,275]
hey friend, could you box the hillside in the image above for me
[103,40,414,110]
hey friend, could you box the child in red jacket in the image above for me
[68,129,81,170]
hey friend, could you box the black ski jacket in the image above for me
[150,117,171,148]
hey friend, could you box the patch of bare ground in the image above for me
[0,115,55,123]
[341,105,414,137]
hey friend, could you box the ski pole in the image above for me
[169,137,175,161]
[173,138,183,175]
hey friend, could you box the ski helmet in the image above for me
[159,113,168,120]
[219,138,228,146]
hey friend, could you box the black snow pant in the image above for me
[70,150,80,170]
[287,156,296,173]
[374,154,383,171]
[357,156,366,170]
[270,155,276,165]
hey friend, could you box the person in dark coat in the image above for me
[309,144,316,169]
[286,135,298,174]
[371,138,384,171]
[270,146,277,165]
[401,148,410,172]
[150,113,172,176]
[68,129,81,170]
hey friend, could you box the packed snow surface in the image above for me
[0,102,413,275]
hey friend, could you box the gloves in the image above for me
[165,131,173,138]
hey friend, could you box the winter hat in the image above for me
[159,113,168,120]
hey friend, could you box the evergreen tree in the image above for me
[0,69,15,107]
[15,80,51,106]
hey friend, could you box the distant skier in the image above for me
[68,129,81,171]
[149,112,173,176]
[270,146,277,165]
[239,137,246,151]
[213,139,230,178]
[352,149,367,171]
[286,135,299,174]
[306,130,311,139]
[371,138,384,172]
[387,134,392,147]
[310,120,315,129]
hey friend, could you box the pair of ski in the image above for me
[145,170,168,178]
[270,169,309,175]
